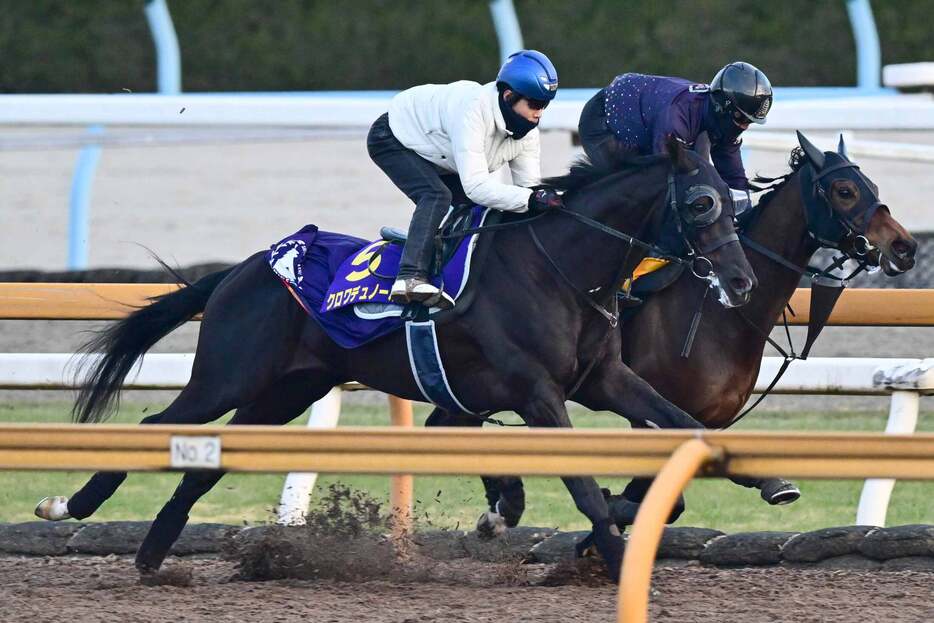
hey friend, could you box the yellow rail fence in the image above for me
[2,282,934,325]
[2,283,934,621]
[2,424,934,623]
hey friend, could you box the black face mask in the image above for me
[498,94,539,139]
[704,99,743,145]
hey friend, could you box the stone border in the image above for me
[1,522,932,571]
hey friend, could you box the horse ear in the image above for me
[796,131,825,169]
[665,135,693,172]
[837,133,848,160]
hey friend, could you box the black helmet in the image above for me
[710,62,773,125]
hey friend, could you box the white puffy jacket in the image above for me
[387,81,540,212]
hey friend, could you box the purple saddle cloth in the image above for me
[266,206,489,348]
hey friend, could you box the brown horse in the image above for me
[431,132,918,534]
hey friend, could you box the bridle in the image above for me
[522,160,742,403]
[739,156,887,287]
[530,163,741,330]
[726,154,888,426]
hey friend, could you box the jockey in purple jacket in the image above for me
[578,62,773,224]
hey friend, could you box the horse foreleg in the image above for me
[517,382,623,581]
[573,358,705,431]
[425,407,526,536]
[572,359,708,529]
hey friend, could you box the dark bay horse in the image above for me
[610,132,917,518]
[433,132,918,535]
[36,138,755,581]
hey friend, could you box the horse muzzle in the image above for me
[879,236,917,276]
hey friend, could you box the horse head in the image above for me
[666,137,757,307]
[796,131,917,276]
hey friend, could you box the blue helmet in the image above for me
[495,50,559,101]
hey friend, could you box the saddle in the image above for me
[629,258,685,297]
[618,257,686,321]
[379,203,479,275]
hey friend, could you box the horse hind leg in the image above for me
[47,359,286,521]
[135,371,338,573]
[425,408,527,537]
[36,411,164,521]
[54,381,244,521]
[40,274,309,523]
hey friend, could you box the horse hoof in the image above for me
[574,532,597,558]
[495,497,524,529]
[761,480,801,506]
[591,518,624,582]
[35,496,71,521]
[476,511,506,539]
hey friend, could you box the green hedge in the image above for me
[2,0,933,93]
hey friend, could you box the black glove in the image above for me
[528,188,563,213]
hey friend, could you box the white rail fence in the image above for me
[5,92,934,270]
[5,92,934,133]
[3,353,930,527]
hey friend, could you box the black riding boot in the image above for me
[397,202,447,281]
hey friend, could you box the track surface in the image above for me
[2,555,932,623]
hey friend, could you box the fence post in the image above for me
[389,395,414,537]
[66,125,104,269]
[845,0,882,92]
[856,389,920,526]
[488,0,524,64]
[276,386,343,525]
[144,0,182,94]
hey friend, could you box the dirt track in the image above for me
[2,555,932,623]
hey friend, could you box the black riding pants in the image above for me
[578,88,713,169]
[578,88,627,171]
[366,113,466,279]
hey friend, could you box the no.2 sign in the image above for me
[169,436,222,469]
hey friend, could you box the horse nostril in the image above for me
[892,239,916,259]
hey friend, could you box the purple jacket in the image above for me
[604,73,748,190]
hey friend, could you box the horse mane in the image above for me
[750,147,809,208]
[541,153,667,197]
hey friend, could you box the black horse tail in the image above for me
[72,266,235,424]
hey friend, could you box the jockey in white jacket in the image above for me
[367,49,561,309]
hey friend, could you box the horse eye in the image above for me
[838,187,853,198]
[692,196,713,212]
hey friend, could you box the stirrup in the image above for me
[425,290,455,310]
[390,278,454,310]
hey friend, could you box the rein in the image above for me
[526,170,698,329]
[721,159,883,426]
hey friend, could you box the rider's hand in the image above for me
[528,189,563,213]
